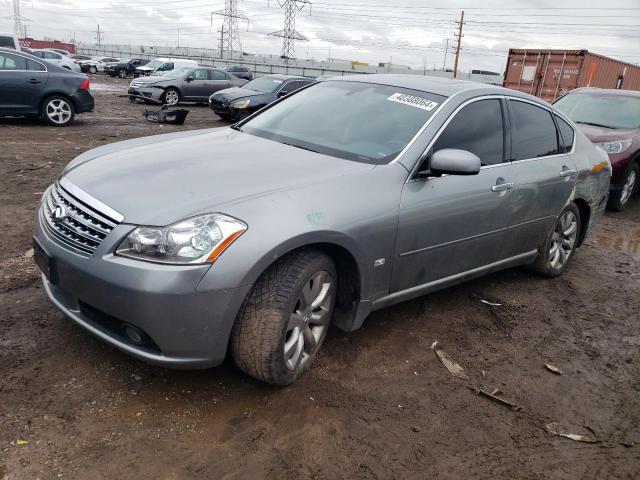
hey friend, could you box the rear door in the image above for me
[0,51,48,113]
[503,98,578,257]
[207,69,233,95]
[392,97,517,292]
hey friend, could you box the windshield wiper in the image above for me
[282,142,320,153]
[575,121,615,129]
[230,124,242,132]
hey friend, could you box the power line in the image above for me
[211,0,248,59]
[95,24,103,45]
[269,0,312,61]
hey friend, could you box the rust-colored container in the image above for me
[503,49,640,102]
[18,38,76,54]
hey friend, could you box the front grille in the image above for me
[41,183,119,255]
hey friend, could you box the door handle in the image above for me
[560,168,577,177]
[491,182,514,192]
[29,78,42,84]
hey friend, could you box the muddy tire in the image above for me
[530,203,581,278]
[231,249,336,386]
[607,163,638,212]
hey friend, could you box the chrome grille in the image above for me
[41,183,119,255]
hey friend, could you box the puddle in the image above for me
[594,228,640,257]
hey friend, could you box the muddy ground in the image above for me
[1,76,639,480]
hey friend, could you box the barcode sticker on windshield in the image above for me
[387,93,439,111]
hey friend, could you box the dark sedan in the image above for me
[128,67,246,105]
[209,74,314,121]
[555,88,640,211]
[106,58,150,78]
[222,65,254,80]
[0,47,94,126]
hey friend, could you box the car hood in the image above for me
[61,128,373,225]
[211,87,266,101]
[575,123,638,143]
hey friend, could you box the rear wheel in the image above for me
[118,70,128,78]
[41,96,75,126]
[608,163,638,212]
[89,66,97,74]
[530,203,581,277]
[231,249,336,385]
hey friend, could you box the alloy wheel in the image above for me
[284,271,333,372]
[164,90,179,105]
[548,210,578,270]
[620,169,637,205]
[119,70,128,78]
[46,99,73,125]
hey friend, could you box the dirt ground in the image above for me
[1,76,639,480]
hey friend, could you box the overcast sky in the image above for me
[2,0,639,72]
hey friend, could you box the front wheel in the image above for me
[118,70,128,79]
[89,66,97,74]
[608,163,638,212]
[231,249,336,386]
[41,96,75,126]
[530,203,581,278]
[161,88,180,106]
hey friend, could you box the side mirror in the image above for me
[185,76,194,82]
[429,149,481,176]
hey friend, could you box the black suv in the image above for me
[106,58,150,78]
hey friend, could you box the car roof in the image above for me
[567,87,640,98]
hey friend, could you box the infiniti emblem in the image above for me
[52,204,67,222]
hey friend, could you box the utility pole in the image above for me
[453,10,464,79]
[219,24,224,58]
[95,24,103,46]
[211,0,248,59]
[12,0,28,38]
[269,0,311,63]
[443,38,450,70]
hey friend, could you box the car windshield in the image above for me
[243,76,286,93]
[161,67,192,78]
[241,80,445,164]
[145,59,164,69]
[555,93,640,129]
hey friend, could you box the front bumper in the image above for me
[128,86,162,101]
[35,208,251,368]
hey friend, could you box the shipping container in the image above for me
[18,38,76,54]
[503,49,640,102]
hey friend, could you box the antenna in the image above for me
[269,0,311,62]
[211,0,248,59]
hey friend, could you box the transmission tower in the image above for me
[12,0,28,38]
[211,0,248,59]
[269,0,311,62]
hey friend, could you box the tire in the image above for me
[530,203,581,278]
[161,88,180,106]
[40,95,75,126]
[89,66,97,74]
[118,70,128,79]
[607,163,638,212]
[231,249,337,386]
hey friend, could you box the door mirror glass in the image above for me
[185,76,194,82]
[429,149,481,176]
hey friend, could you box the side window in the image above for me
[27,59,45,71]
[31,51,44,58]
[0,53,27,70]
[210,69,227,80]
[510,100,561,160]
[44,52,61,60]
[432,99,505,166]
[555,115,575,153]
[192,69,208,80]
[280,81,306,94]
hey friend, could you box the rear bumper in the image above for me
[72,90,94,113]
[35,210,251,369]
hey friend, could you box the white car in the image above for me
[30,49,81,72]
[81,56,122,74]
[134,57,198,76]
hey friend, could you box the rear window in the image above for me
[0,35,17,48]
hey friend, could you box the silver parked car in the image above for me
[127,67,247,105]
[34,75,611,385]
[30,49,81,72]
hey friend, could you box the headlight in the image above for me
[116,213,247,264]
[230,98,250,109]
[596,140,632,155]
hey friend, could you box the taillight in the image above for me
[79,77,90,90]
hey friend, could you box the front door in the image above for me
[0,51,48,113]
[392,98,517,292]
[502,99,578,257]
[182,68,212,100]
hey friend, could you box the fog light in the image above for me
[123,324,145,346]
